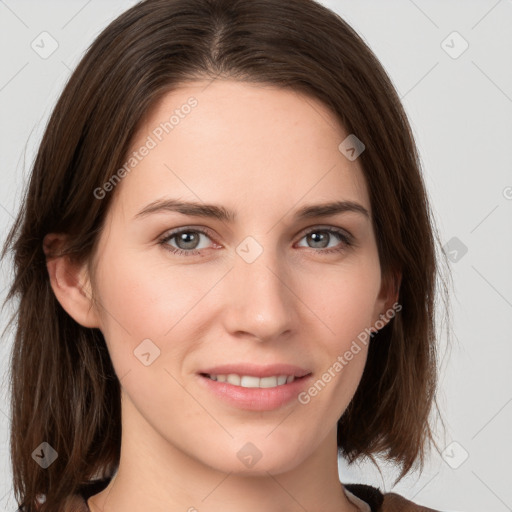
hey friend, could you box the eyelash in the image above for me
[157,226,353,257]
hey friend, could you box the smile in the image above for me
[197,365,312,411]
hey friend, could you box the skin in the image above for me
[45,79,399,512]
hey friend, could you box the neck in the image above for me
[87,393,358,512]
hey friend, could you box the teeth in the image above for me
[241,375,260,388]
[208,374,296,388]
[260,376,278,388]
[226,374,240,386]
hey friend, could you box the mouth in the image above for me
[197,364,313,411]
[200,373,307,388]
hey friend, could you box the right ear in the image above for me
[43,233,101,328]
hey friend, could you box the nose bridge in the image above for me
[223,234,294,341]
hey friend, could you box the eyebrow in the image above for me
[134,198,370,222]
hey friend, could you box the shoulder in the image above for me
[382,491,442,511]
[344,483,443,512]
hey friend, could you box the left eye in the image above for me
[158,226,352,256]
[297,228,351,251]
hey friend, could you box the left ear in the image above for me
[371,269,402,332]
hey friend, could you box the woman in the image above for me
[2,0,451,511]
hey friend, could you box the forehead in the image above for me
[108,79,370,222]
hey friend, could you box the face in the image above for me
[87,79,392,475]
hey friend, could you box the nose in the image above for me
[221,241,296,343]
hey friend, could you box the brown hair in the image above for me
[1,0,451,510]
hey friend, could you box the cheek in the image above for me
[91,247,228,380]
[305,258,382,349]
[273,259,380,418]
[297,259,379,407]
[91,253,168,370]
[93,247,199,336]
[91,254,211,431]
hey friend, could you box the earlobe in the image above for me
[43,233,101,329]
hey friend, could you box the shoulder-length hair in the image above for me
[2,0,451,510]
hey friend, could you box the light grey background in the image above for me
[0,1,511,511]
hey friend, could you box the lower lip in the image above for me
[197,374,312,411]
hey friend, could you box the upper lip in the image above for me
[199,363,311,378]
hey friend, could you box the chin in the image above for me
[195,436,309,476]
